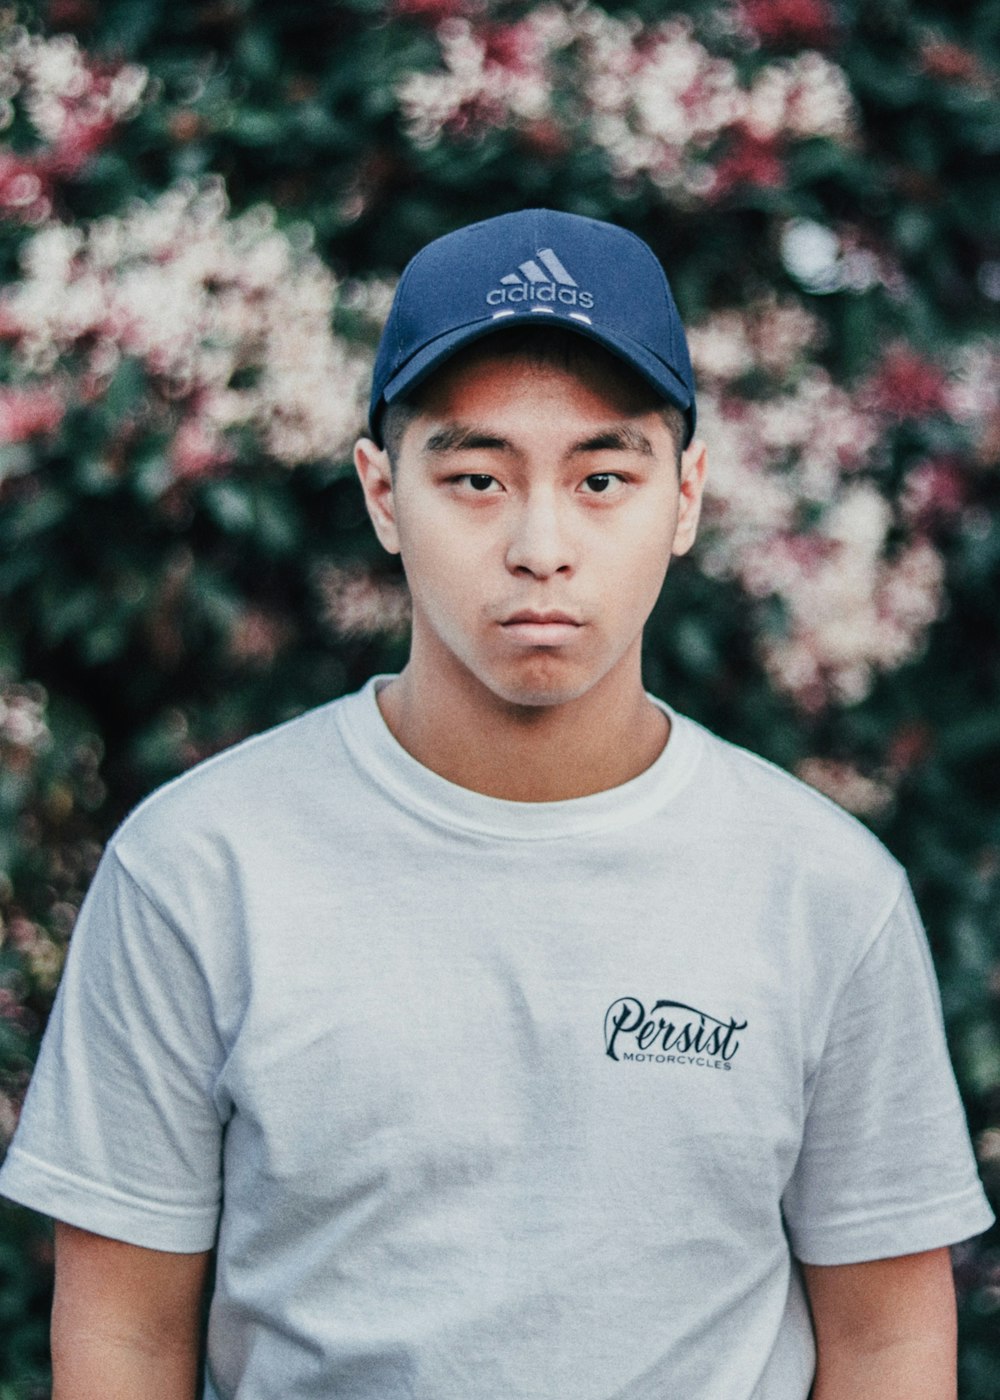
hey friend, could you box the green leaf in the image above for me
[103,358,148,423]
[229,110,289,147]
[202,482,257,534]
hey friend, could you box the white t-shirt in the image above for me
[0,676,992,1399]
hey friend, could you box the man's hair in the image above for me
[380,327,686,476]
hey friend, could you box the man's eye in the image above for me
[583,473,624,494]
[457,474,499,492]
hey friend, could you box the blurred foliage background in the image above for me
[0,0,998,1393]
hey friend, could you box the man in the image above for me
[0,208,992,1399]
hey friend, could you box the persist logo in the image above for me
[604,995,747,1070]
[486,247,595,310]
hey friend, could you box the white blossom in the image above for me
[796,758,896,817]
[316,564,412,640]
[3,28,147,145]
[398,14,557,147]
[0,684,51,754]
[396,6,856,201]
[691,301,942,709]
[3,181,375,473]
[945,339,1000,449]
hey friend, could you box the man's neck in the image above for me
[375,655,670,803]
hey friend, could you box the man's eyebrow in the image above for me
[571,426,655,456]
[421,424,511,454]
[419,422,656,457]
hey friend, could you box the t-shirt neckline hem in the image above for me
[335,673,703,840]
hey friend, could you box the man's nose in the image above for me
[504,490,575,579]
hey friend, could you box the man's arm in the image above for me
[802,1247,957,1400]
[51,1221,212,1400]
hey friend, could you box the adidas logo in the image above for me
[486,247,595,311]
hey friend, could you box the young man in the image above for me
[0,209,992,1399]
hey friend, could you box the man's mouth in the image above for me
[500,610,584,644]
[503,610,581,625]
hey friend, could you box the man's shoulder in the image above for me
[111,695,349,865]
[682,713,903,889]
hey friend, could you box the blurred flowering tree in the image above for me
[0,0,998,1392]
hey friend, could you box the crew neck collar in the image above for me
[335,674,703,841]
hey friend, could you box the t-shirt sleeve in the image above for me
[782,875,994,1265]
[0,844,224,1252]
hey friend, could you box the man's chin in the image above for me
[477,661,600,713]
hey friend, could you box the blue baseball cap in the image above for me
[368,208,696,448]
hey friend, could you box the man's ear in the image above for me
[353,438,401,557]
[671,437,708,559]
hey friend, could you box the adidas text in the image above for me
[486,283,594,309]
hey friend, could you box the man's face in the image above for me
[355,343,707,712]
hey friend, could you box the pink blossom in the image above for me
[899,458,967,528]
[4,914,43,952]
[0,299,23,339]
[441,93,506,139]
[886,721,933,773]
[480,21,543,73]
[707,126,785,197]
[864,344,949,420]
[0,384,64,442]
[169,413,232,481]
[739,0,840,48]
[0,988,26,1026]
[0,150,50,222]
[43,111,116,176]
[919,37,992,89]
[517,117,571,159]
[0,1088,21,1148]
[391,0,474,20]
[227,608,290,667]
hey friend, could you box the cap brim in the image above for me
[373,312,695,446]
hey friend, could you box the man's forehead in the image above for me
[410,334,671,418]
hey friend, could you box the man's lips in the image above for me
[502,610,582,625]
[500,611,584,644]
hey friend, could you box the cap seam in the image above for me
[392,251,424,362]
[610,223,682,364]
